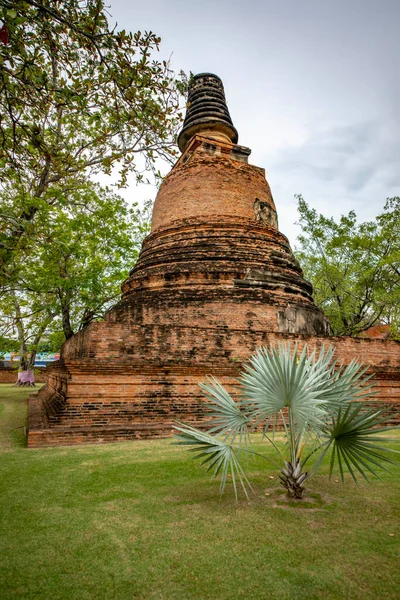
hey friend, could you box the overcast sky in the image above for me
[106,0,400,246]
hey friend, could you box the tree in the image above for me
[295,196,400,337]
[174,344,396,500]
[0,0,185,282]
[31,182,152,339]
[0,286,57,384]
[0,333,19,356]
[0,182,152,379]
[36,330,65,354]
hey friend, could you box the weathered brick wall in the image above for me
[122,218,311,299]
[61,315,400,375]
[28,324,400,447]
[151,136,276,234]
[0,367,19,383]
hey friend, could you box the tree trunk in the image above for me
[61,303,74,340]
[58,289,75,340]
[279,461,308,499]
[12,295,56,386]
[12,295,35,386]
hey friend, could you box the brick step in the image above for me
[27,420,207,447]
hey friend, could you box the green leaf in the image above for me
[295,195,400,339]
[198,376,250,446]
[240,343,331,433]
[173,424,252,500]
[326,404,398,483]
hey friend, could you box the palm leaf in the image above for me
[240,343,331,434]
[317,359,375,413]
[198,377,250,446]
[326,404,398,483]
[173,423,252,500]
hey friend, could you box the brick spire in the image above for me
[178,73,239,152]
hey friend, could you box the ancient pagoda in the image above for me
[28,73,400,446]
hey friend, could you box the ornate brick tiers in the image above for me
[28,74,400,447]
[178,73,238,151]
[120,134,330,337]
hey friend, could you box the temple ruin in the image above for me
[28,73,400,446]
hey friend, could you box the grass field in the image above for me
[1,383,399,600]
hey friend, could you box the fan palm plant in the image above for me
[174,343,397,500]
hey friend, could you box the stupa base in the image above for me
[27,330,400,448]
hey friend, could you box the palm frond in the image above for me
[317,359,375,413]
[198,377,250,446]
[240,343,330,434]
[326,404,398,483]
[173,423,252,500]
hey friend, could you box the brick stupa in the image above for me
[28,73,400,446]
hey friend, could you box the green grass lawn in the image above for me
[1,384,399,600]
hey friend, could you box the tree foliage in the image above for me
[0,182,151,374]
[175,344,397,501]
[28,182,151,339]
[295,195,400,337]
[0,0,185,281]
[0,283,57,379]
